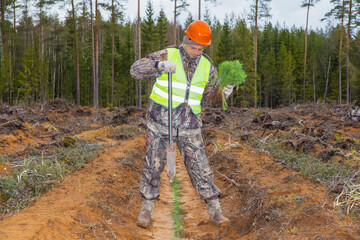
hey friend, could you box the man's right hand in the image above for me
[158,60,176,73]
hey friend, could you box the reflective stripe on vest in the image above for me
[149,47,211,114]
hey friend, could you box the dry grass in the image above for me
[334,171,360,216]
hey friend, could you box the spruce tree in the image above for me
[141,0,156,56]
[233,18,254,107]
[118,21,135,106]
[184,12,194,30]
[275,42,287,105]
[216,15,233,63]
[156,8,169,50]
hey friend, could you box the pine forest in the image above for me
[0,0,360,108]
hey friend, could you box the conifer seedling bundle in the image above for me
[217,60,247,110]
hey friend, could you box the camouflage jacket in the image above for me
[130,43,221,130]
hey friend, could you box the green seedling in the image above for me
[102,205,112,213]
[293,196,305,206]
[172,177,182,238]
[218,60,247,110]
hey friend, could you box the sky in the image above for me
[124,0,336,30]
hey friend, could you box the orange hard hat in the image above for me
[185,20,211,46]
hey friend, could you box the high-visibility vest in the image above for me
[149,47,211,114]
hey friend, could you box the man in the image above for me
[130,20,233,228]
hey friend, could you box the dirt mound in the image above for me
[202,130,360,239]
[43,99,75,111]
[0,103,359,239]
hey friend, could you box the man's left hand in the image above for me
[222,85,234,99]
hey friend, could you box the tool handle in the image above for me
[168,73,173,151]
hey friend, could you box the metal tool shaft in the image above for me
[168,73,173,150]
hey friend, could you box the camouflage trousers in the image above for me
[139,121,220,200]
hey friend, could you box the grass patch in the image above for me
[253,139,351,184]
[0,142,101,214]
[172,177,182,239]
[108,125,144,140]
[250,137,360,217]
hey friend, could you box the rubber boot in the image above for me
[136,198,155,229]
[205,198,230,226]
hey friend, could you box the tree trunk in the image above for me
[23,0,29,49]
[338,0,345,104]
[270,77,273,108]
[71,0,80,106]
[95,0,99,107]
[52,36,56,100]
[39,4,43,102]
[0,0,6,57]
[303,0,310,103]
[313,66,315,102]
[173,0,177,45]
[324,55,331,103]
[345,0,352,104]
[199,0,201,20]
[253,0,258,108]
[90,0,97,107]
[242,83,245,108]
[111,0,115,106]
[12,0,17,76]
[1,0,8,102]
[137,0,142,107]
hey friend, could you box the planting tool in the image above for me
[167,72,176,182]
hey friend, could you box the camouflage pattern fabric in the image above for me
[139,125,220,200]
[130,43,222,129]
[132,42,222,201]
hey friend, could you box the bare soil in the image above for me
[0,101,359,239]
